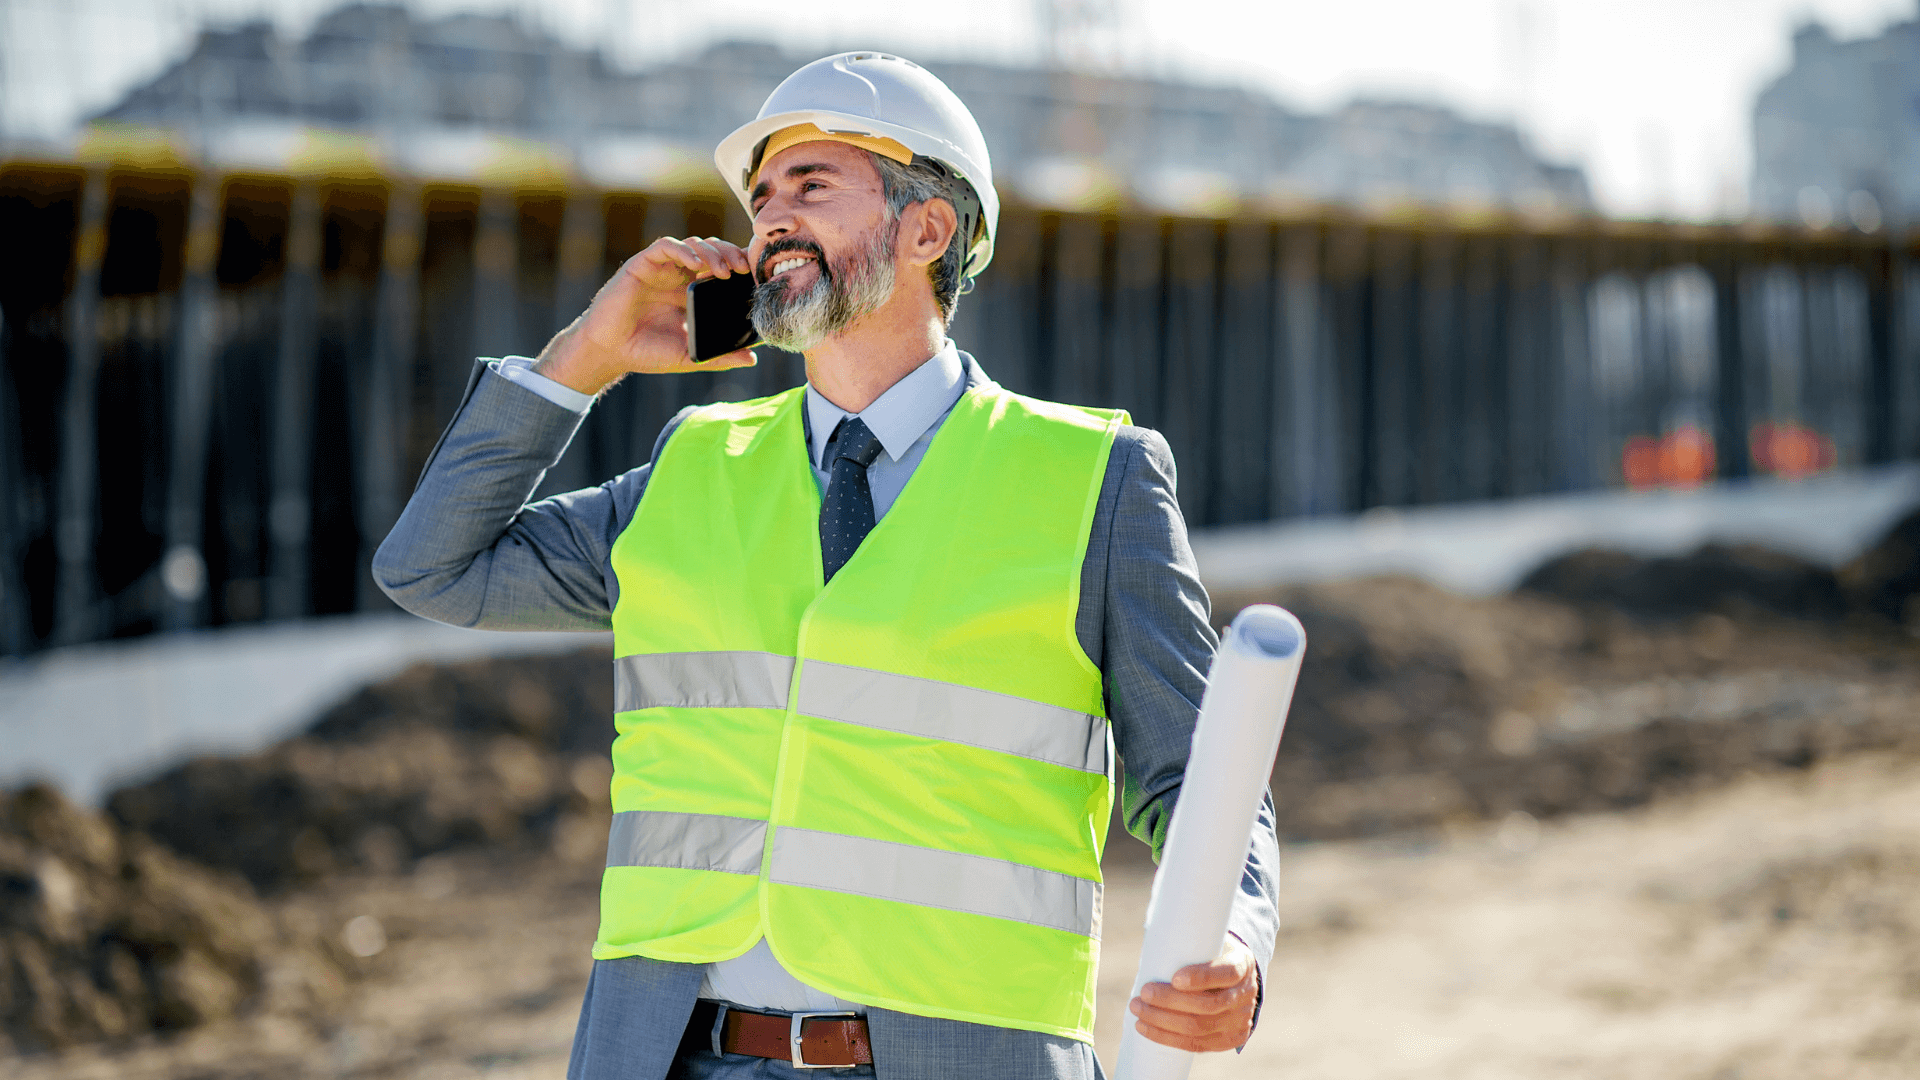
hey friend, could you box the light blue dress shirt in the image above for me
[498,343,967,1013]
[497,342,966,515]
[801,341,966,514]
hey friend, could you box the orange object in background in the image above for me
[1621,436,1663,489]
[1750,420,1836,479]
[1621,425,1717,490]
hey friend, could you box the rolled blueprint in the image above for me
[1114,604,1306,1080]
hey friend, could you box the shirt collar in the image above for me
[804,340,966,469]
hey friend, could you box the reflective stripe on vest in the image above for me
[613,650,1107,774]
[798,660,1108,774]
[605,814,1101,937]
[605,810,766,874]
[614,651,794,711]
[600,382,1123,1042]
[768,828,1099,937]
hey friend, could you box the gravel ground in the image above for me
[11,748,1918,1079]
[1183,751,1920,1080]
[7,843,601,1080]
[11,528,1918,1076]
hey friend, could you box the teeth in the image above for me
[770,257,808,277]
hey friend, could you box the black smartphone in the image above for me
[686,273,762,363]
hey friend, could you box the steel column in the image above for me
[1045,212,1106,408]
[1863,245,1896,464]
[1897,230,1918,459]
[53,168,109,646]
[1272,225,1327,517]
[1211,221,1275,524]
[0,303,19,655]
[472,188,522,363]
[1710,251,1750,480]
[1323,226,1371,511]
[1457,237,1502,501]
[161,171,224,630]
[1504,237,1549,497]
[1551,238,1596,491]
[1368,230,1417,507]
[1104,218,1163,432]
[1159,219,1221,523]
[355,182,423,609]
[534,189,606,499]
[1415,232,1460,503]
[267,180,323,621]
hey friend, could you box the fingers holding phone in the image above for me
[641,236,753,288]
[535,235,758,395]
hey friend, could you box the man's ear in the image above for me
[900,198,958,269]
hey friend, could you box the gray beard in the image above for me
[750,222,898,353]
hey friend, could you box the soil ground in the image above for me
[11,529,1920,1076]
[14,747,1919,1079]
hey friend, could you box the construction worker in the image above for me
[374,51,1278,1080]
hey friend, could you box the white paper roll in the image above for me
[1114,604,1306,1080]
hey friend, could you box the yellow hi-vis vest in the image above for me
[598,381,1125,1041]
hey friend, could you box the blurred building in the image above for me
[1751,10,1920,229]
[93,2,1592,215]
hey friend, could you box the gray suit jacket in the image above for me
[373,354,1281,1080]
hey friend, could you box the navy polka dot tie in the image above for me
[819,417,885,583]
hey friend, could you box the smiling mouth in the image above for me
[766,256,813,280]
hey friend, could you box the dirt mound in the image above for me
[1841,505,1920,628]
[1301,692,1920,836]
[103,566,1920,882]
[0,785,351,1053]
[1517,543,1849,622]
[1224,576,1577,779]
[297,648,615,752]
[108,650,617,894]
[1214,574,1920,841]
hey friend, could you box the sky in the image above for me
[0,0,1913,220]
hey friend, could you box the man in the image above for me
[375,52,1279,1079]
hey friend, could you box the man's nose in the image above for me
[754,193,796,240]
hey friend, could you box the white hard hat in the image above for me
[715,52,999,279]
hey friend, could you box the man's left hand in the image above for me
[1128,936,1259,1053]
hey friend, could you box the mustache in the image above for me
[756,238,830,285]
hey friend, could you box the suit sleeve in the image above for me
[1098,428,1282,1031]
[371,359,687,631]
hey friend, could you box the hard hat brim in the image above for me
[716,109,999,278]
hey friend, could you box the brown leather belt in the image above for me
[686,1000,873,1069]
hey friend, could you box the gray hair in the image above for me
[871,152,968,326]
[748,225,896,354]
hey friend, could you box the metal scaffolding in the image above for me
[0,158,1914,653]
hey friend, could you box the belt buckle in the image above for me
[789,1010,858,1069]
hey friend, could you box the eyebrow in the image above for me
[750,161,840,205]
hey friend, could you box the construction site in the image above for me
[3,2,1920,1077]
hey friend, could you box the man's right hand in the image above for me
[533,235,758,397]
